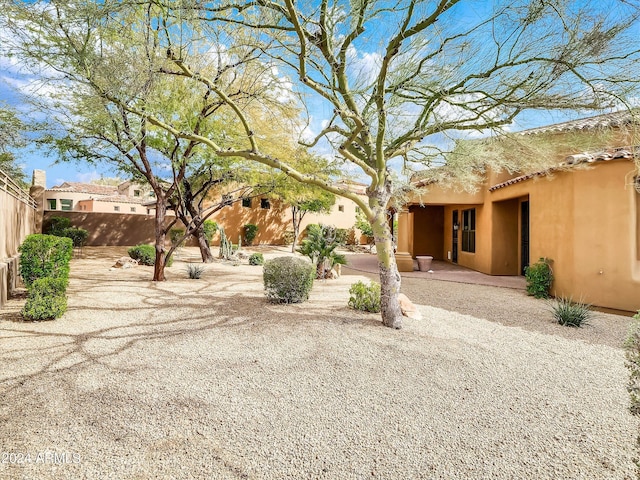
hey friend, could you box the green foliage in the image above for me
[61,227,89,248]
[282,230,295,245]
[297,224,347,279]
[18,234,73,287]
[354,212,374,243]
[625,311,640,477]
[348,281,381,313]
[243,224,259,246]
[169,228,185,246]
[186,263,206,279]
[249,253,264,266]
[128,244,173,266]
[0,105,28,185]
[203,220,217,243]
[263,257,314,304]
[551,296,593,327]
[128,244,155,265]
[21,277,68,320]
[335,228,350,245]
[525,257,553,299]
[46,216,72,236]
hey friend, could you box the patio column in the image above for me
[395,209,414,272]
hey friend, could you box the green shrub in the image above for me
[335,228,350,245]
[18,234,73,287]
[297,224,347,279]
[348,281,381,313]
[21,277,68,320]
[243,224,259,246]
[249,253,264,266]
[169,228,185,246]
[128,244,156,265]
[128,244,173,267]
[263,257,314,303]
[45,216,72,236]
[551,296,593,327]
[186,263,206,279]
[203,220,217,243]
[525,257,553,299]
[61,227,89,248]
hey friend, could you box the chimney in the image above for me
[32,169,46,188]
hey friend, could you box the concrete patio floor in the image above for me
[344,254,526,290]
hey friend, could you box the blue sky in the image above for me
[1,0,637,188]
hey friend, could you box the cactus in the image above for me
[218,227,234,260]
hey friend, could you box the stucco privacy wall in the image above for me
[0,172,36,308]
[41,211,185,246]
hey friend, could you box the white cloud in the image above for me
[75,171,101,183]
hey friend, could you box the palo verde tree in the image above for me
[4,0,640,327]
[272,150,337,252]
[0,104,28,185]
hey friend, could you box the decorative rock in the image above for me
[398,293,422,320]
[112,257,139,269]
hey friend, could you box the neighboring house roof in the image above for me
[81,195,148,205]
[49,182,118,196]
[488,145,639,192]
[517,110,637,136]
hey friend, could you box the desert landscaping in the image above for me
[0,247,636,479]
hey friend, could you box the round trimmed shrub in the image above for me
[263,257,314,303]
[21,277,68,320]
[249,253,264,266]
[128,244,156,265]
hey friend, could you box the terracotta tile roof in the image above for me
[488,145,639,192]
[517,110,637,136]
[49,182,118,195]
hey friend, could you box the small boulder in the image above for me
[398,293,422,320]
[112,257,138,269]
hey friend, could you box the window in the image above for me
[114,206,120,212]
[260,198,270,209]
[355,206,361,213]
[47,199,57,210]
[338,205,344,212]
[60,199,72,211]
[130,207,136,212]
[133,190,141,197]
[242,198,252,208]
[462,208,476,253]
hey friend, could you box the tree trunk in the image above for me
[196,227,214,263]
[291,206,300,253]
[153,194,167,281]
[371,212,403,329]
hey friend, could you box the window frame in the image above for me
[461,208,476,253]
[260,198,271,209]
[47,199,57,210]
[60,199,73,211]
[242,197,252,208]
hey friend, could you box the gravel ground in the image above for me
[0,247,637,479]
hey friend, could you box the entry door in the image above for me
[452,210,459,263]
[521,201,530,275]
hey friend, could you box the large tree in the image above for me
[0,104,28,185]
[4,0,640,327]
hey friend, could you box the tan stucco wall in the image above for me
[409,159,640,312]
[77,199,147,215]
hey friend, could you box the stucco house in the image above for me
[44,177,156,215]
[395,111,640,313]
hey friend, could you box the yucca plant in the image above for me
[551,296,593,327]
[186,263,206,279]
